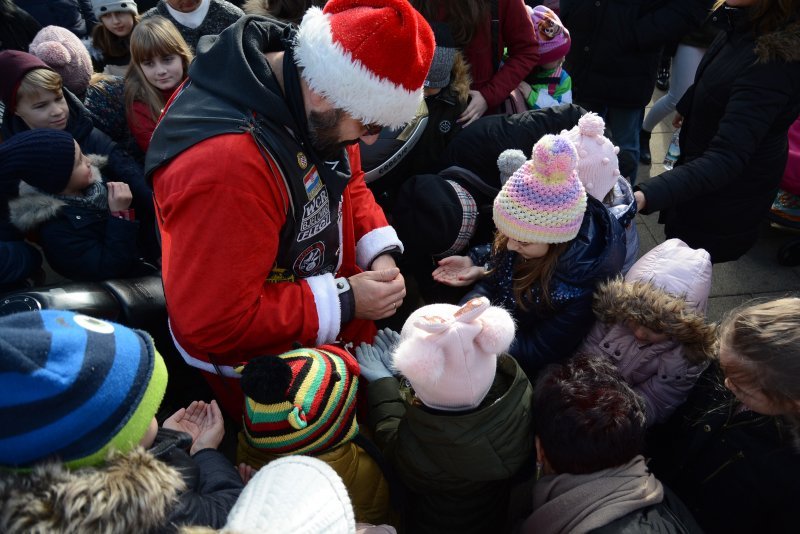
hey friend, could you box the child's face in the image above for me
[101,12,135,37]
[506,237,550,260]
[14,88,69,130]
[625,319,670,345]
[141,54,185,92]
[60,141,94,195]
[719,341,794,415]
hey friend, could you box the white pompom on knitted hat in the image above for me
[561,112,622,200]
[497,148,528,186]
[294,0,435,129]
[493,134,587,244]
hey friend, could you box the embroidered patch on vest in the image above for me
[266,266,296,283]
[293,241,326,277]
[302,166,323,199]
[298,188,331,242]
[297,152,308,170]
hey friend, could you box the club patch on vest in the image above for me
[302,166,323,199]
[293,241,325,277]
[298,188,331,242]
[297,151,308,170]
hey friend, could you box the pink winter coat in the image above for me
[580,239,717,425]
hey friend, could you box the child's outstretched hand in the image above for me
[373,327,400,370]
[107,182,133,212]
[432,255,485,287]
[238,463,258,484]
[163,400,225,455]
[355,342,394,382]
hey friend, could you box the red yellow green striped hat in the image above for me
[240,345,359,456]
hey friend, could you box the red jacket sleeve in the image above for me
[153,134,333,364]
[128,100,158,153]
[471,0,539,109]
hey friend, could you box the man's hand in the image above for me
[350,267,406,319]
[163,400,225,455]
[458,90,489,127]
[672,113,683,129]
[432,255,485,287]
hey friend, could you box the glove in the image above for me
[355,342,393,382]
[373,327,400,370]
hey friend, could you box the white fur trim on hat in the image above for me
[295,7,425,130]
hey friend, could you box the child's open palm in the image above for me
[432,255,485,287]
[163,400,225,455]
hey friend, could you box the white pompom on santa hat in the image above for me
[294,0,435,130]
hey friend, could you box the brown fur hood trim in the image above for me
[451,51,472,104]
[242,0,269,17]
[0,448,185,534]
[756,19,800,63]
[593,277,718,364]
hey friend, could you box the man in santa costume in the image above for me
[145,0,434,417]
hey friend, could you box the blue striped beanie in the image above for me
[0,310,167,469]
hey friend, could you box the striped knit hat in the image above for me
[240,345,359,456]
[0,310,167,469]
[493,134,586,244]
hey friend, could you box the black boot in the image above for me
[639,130,652,165]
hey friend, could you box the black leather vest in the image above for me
[146,81,350,282]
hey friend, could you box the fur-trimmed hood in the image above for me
[593,239,716,364]
[0,448,185,534]
[450,51,472,105]
[8,154,106,233]
[755,19,800,63]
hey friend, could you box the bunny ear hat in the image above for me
[393,297,516,410]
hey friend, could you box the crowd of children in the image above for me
[1,0,800,533]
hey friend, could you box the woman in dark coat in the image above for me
[634,0,800,263]
[14,0,97,39]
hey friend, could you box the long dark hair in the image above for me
[410,0,488,48]
[492,232,569,311]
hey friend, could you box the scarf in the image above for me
[55,181,108,212]
[522,455,664,534]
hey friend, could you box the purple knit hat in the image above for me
[527,5,571,64]
[493,134,586,244]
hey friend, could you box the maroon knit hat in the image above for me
[0,50,57,110]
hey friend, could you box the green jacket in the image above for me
[368,355,534,534]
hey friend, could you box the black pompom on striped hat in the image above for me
[0,310,167,469]
[240,345,359,456]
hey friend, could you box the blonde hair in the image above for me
[492,232,569,310]
[15,68,63,108]
[92,14,141,59]
[720,297,800,447]
[125,16,192,125]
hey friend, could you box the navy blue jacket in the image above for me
[14,0,97,39]
[466,196,625,378]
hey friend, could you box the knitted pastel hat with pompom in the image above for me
[239,345,359,456]
[393,297,515,411]
[493,134,586,244]
[562,112,621,200]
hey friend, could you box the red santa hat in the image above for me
[294,0,435,130]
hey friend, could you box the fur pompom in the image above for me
[393,338,444,385]
[475,307,516,354]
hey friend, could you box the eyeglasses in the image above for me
[363,123,383,136]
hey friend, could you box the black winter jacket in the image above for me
[0,3,41,52]
[14,0,96,39]
[647,364,800,534]
[637,8,800,262]
[560,0,712,108]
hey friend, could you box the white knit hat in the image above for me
[393,297,516,411]
[294,0,435,129]
[561,112,622,200]
[224,456,356,534]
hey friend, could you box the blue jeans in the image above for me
[575,102,643,184]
